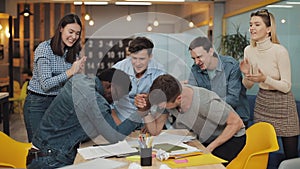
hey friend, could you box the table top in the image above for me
[74,129,226,169]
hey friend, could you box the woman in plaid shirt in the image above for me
[24,13,86,142]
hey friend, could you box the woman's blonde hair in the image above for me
[250,9,280,47]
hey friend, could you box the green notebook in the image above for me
[153,143,187,152]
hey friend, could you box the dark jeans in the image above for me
[23,93,55,142]
[203,134,246,166]
[27,155,70,169]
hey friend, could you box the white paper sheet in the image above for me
[58,158,127,169]
[77,140,138,160]
[127,132,196,148]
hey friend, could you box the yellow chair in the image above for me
[0,131,32,168]
[9,81,28,114]
[227,122,279,169]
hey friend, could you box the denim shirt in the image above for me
[113,57,166,121]
[32,74,139,164]
[188,55,250,122]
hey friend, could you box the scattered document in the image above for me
[78,140,138,160]
[58,158,127,169]
[128,132,196,147]
[153,132,196,145]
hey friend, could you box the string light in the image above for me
[126,15,132,21]
[153,5,159,27]
[126,6,132,21]
[147,24,153,31]
[89,19,94,26]
[84,13,90,21]
[189,21,194,28]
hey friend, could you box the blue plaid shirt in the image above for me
[27,40,72,96]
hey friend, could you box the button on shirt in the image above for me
[27,40,72,96]
[113,57,166,122]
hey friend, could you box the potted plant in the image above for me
[218,24,250,60]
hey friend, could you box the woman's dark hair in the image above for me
[50,13,82,63]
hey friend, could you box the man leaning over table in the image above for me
[134,74,246,165]
[27,68,142,169]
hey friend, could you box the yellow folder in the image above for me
[162,153,227,168]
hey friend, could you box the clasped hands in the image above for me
[240,58,266,83]
[134,93,151,117]
[67,56,87,77]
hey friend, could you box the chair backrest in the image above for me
[227,122,279,169]
[20,81,29,100]
[20,81,29,107]
[13,80,21,98]
[0,131,32,168]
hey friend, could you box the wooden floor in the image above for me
[0,112,28,143]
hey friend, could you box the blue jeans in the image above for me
[23,93,55,142]
[27,155,70,169]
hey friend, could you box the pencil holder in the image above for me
[140,147,152,166]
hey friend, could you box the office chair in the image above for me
[227,122,279,169]
[9,81,28,114]
[278,158,300,169]
[0,131,32,168]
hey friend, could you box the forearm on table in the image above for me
[143,113,168,136]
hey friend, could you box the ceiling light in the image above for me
[189,21,194,28]
[147,24,153,32]
[85,14,91,21]
[266,5,293,8]
[115,2,152,5]
[126,15,132,21]
[74,1,108,5]
[19,7,33,17]
[126,6,132,22]
[286,1,300,5]
[153,19,159,27]
[89,19,95,26]
[128,0,184,2]
[84,2,109,5]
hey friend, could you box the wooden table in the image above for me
[74,129,226,169]
[0,92,9,135]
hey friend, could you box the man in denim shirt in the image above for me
[112,37,166,124]
[188,36,250,126]
[27,68,141,169]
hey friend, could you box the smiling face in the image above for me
[249,16,271,42]
[190,46,214,70]
[60,23,81,48]
[131,49,152,74]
